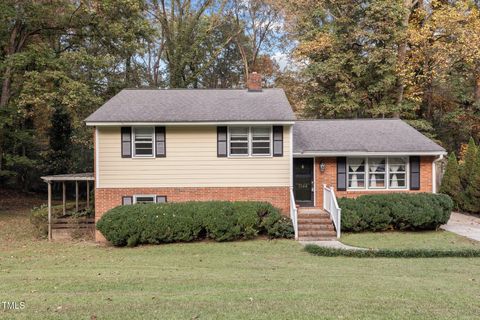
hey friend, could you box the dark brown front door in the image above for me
[293,158,314,207]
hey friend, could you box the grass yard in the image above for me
[341,231,480,250]
[1,193,480,319]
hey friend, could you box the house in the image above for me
[85,73,446,242]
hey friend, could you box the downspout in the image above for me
[432,154,444,193]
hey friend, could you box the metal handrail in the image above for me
[323,184,341,238]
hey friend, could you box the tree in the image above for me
[148,0,239,88]
[439,152,463,208]
[459,137,478,189]
[463,151,480,213]
[285,0,405,118]
[232,0,281,83]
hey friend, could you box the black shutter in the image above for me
[410,156,420,190]
[121,127,132,158]
[217,126,227,157]
[155,127,166,157]
[273,126,283,157]
[337,157,347,191]
[156,195,167,203]
[122,196,133,205]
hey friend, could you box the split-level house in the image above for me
[85,73,446,242]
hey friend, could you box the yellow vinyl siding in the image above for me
[97,126,291,188]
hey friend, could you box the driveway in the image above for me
[441,212,480,242]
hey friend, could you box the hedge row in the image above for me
[96,201,294,247]
[337,193,453,232]
[304,244,480,258]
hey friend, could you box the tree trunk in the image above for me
[395,0,415,114]
[0,67,12,108]
[475,67,480,105]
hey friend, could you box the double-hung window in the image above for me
[347,157,408,190]
[133,127,154,157]
[228,126,272,157]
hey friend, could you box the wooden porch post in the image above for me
[48,181,52,241]
[62,182,66,215]
[86,181,90,209]
[75,181,79,212]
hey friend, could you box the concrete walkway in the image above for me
[441,212,480,242]
[299,240,367,250]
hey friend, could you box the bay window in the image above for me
[228,126,272,157]
[347,157,408,190]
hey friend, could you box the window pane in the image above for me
[230,148,248,155]
[252,148,270,154]
[348,158,365,172]
[230,127,248,136]
[389,157,407,172]
[368,158,386,188]
[135,196,155,204]
[252,127,270,137]
[348,173,365,188]
[390,173,406,188]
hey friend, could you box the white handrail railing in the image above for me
[323,184,341,238]
[289,187,298,240]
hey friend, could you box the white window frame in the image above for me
[388,157,409,190]
[132,126,155,158]
[347,156,409,191]
[133,195,157,204]
[227,126,273,157]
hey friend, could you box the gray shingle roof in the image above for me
[293,119,445,154]
[85,88,296,123]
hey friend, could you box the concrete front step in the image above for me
[298,208,326,214]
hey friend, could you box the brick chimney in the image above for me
[247,72,262,92]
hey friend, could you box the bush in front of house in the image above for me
[338,193,453,232]
[96,201,294,247]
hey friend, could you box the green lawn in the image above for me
[1,195,480,319]
[341,231,480,250]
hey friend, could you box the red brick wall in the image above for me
[314,156,434,206]
[95,187,290,242]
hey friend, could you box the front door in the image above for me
[293,158,314,207]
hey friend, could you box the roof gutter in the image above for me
[85,121,296,127]
[293,151,447,157]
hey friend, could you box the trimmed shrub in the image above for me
[338,193,453,232]
[96,201,294,247]
[304,244,480,258]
